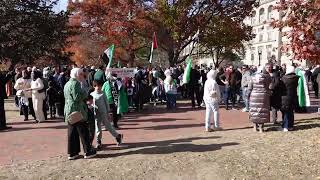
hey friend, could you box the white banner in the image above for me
[109,68,136,78]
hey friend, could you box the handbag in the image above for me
[67,111,83,125]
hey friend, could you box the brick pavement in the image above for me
[0,100,318,165]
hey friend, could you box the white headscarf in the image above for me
[206,69,218,80]
[286,65,295,75]
[70,68,83,80]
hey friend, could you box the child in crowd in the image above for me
[87,95,96,146]
[164,75,177,109]
[203,69,221,132]
[46,81,58,119]
[91,80,123,149]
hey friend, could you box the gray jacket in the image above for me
[241,71,252,88]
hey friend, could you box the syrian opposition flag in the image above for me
[182,57,192,84]
[149,32,158,64]
[296,68,310,107]
[101,44,115,68]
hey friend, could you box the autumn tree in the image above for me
[0,0,74,66]
[152,0,256,66]
[69,0,154,66]
[273,0,320,64]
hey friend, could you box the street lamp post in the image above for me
[258,49,262,66]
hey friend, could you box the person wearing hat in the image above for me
[280,65,299,132]
[203,69,221,132]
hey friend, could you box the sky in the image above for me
[53,0,68,12]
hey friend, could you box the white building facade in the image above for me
[243,0,306,67]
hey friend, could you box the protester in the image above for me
[64,68,96,160]
[216,67,226,104]
[189,65,202,108]
[14,70,35,121]
[268,64,285,124]
[249,65,271,133]
[223,65,241,110]
[91,80,123,149]
[164,71,177,110]
[0,71,13,130]
[241,65,252,112]
[281,65,299,132]
[102,73,121,128]
[203,69,221,132]
[311,65,320,98]
[46,81,58,119]
[28,71,46,123]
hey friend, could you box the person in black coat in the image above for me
[0,71,13,130]
[281,66,299,132]
[311,65,320,98]
[269,65,286,124]
[188,65,201,108]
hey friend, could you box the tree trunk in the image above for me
[168,49,175,67]
[128,51,135,67]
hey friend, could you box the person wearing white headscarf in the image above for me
[280,65,299,132]
[26,70,46,123]
[203,69,221,132]
[64,68,96,160]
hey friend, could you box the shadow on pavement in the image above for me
[97,136,238,157]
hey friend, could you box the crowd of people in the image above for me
[0,61,318,159]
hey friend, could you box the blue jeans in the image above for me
[281,110,294,129]
[242,87,250,111]
[166,94,177,109]
[224,87,236,109]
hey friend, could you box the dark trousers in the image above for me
[110,104,120,127]
[21,98,36,120]
[313,81,318,97]
[281,110,294,129]
[68,121,92,156]
[189,85,201,107]
[224,87,236,109]
[166,94,177,109]
[43,100,47,120]
[49,105,56,118]
[0,99,6,128]
[87,122,95,146]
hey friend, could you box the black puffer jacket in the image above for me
[281,73,299,111]
[270,71,286,109]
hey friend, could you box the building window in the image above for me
[259,8,265,23]
[268,5,274,20]
[259,34,264,42]
[267,32,272,41]
[251,11,257,25]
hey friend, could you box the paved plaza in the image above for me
[0,98,318,166]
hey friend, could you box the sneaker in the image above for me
[84,150,97,159]
[283,128,289,132]
[95,143,102,150]
[213,127,223,131]
[288,127,294,131]
[68,154,80,160]
[116,134,123,146]
[205,128,213,132]
[242,108,249,112]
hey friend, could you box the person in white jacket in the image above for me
[27,71,46,123]
[203,69,221,132]
[14,70,35,121]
